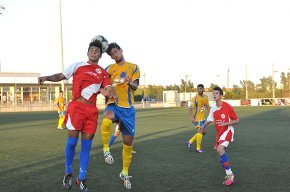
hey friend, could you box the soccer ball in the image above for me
[91,35,109,53]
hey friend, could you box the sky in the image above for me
[0,0,290,88]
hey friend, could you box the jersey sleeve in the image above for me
[131,64,140,82]
[63,61,85,79]
[207,106,215,122]
[101,68,112,88]
[229,105,239,121]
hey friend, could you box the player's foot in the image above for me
[186,141,192,151]
[104,150,114,165]
[57,126,64,130]
[63,173,72,190]
[195,149,206,153]
[119,172,132,190]
[76,178,88,192]
[132,150,137,154]
[222,174,234,186]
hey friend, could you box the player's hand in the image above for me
[113,96,118,104]
[38,76,47,84]
[124,76,131,85]
[191,117,195,124]
[198,127,204,132]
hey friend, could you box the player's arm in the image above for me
[105,86,118,104]
[218,119,239,127]
[189,107,195,123]
[38,73,66,84]
[198,120,212,132]
[124,76,139,91]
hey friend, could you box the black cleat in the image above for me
[76,178,88,192]
[63,173,73,190]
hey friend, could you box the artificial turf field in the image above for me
[0,106,290,192]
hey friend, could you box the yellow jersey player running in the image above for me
[100,42,140,190]
[55,91,66,129]
[186,84,209,153]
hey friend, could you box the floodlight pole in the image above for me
[0,4,6,72]
[59,0,65,92]
[245,65,248,99]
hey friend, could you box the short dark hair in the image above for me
[213,86,223,95]
[197,84,204,88]
[106,42,122,55]
[59,91,63,93]
[88,40,103,53]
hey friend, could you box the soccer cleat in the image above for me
[222,174,234,186]
[104,150,114,165]
[195,149,206,153]
[132,150,137,154]
[63,173,72,190]
[119,172,132,190]
[186,141,192,151]
[57,126,64,130]
[76,178,88,192]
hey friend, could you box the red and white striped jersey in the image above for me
[64,61,111,105]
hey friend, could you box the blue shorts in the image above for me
[105,105,136,136]
[193,120,206,129]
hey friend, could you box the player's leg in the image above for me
[196,120,206,153]
[109,122,121,147]
[186,121,198,150]
[63,130,79,190]
[119,107,135,189]
[101,106,115,164]
[57,111,64,129]
[76,133,94,192]
[120,135,133,190]
[75,105,98,192]
[217,143,234,186]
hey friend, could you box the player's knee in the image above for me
[103,110,114,120]
[217,145,225,155]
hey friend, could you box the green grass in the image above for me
[1,106,290,192]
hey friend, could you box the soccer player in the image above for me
[38,40,116,192]
[101,42,140,190]
[198,86,239,186]
[186,84,209,153]
[55,91,66,129]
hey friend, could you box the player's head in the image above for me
[87,40,103,62]
[213,86,223,101]
[106,42,124,63]
[59,91,63,96]
[197,84,204,95]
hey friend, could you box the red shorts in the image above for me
[64,100,98,134]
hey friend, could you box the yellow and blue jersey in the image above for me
[190,94,209,121]
[106,62,140,108]
[55,97,65,112]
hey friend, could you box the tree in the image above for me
[179,79,193,92]
[259,76,274,98]
[208,83,219,91]
[280,72,289,90]
[164,84,180,92]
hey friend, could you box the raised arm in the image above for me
[38,73,66,84]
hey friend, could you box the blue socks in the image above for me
[220,153,231,170]
[78,139,92,180]
[109,135,117,147]
[65,137,78,174]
